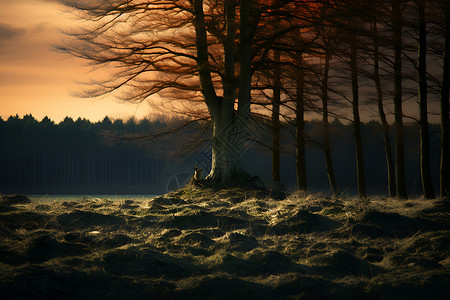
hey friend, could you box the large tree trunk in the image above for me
[296,52,307,191]
[272,50,281,185]
[351,35,366,198]
[193,0,248,186]
[321,48,337,194]
[208,110,247,185]
[441,2,450,198]
[392,0,408,198]
[373,20,396,197]
[418,0,435,199]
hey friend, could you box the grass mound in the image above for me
[307,249,382,277]
[151,196,186,206]
[22,232,88,263]
[177,231,215,248]
[57,210,124,229]
[175,274,268,300]
[271,209,340,234]
[0,188,449,298]
[1,211,48,229]
[220,232,259,252]
[159,210,249,230]
[351,209,448,238]
[1,194,31,205]
[102,246,193,278]
[247,250,301,275]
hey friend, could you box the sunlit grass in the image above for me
[0,189,448,298]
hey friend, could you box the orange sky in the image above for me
[0,0,441,124]
[0,0,154,122]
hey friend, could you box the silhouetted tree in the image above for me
[371,17,396,197]
[59,0,272,186]
[324,0,368,198]
[272,49,282,188]
[392,0,408,198]
[416,0,435,198]
[350,31,367,198]
[441,0,450,198]
[295,51,307,191]
[320,46,337,194]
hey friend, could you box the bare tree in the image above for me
[372,18,396,197]
[59,0,271,187]
[350,31,367,198]
[391,0,408,198]
[326,0,369,198]
[417,0,435,198]
[271,49,282,188]
[441,0,450,198]
[241,0,323,193]
[320,46,337,194]
[295,51,308,191]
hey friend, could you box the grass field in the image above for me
[1,188,449,299]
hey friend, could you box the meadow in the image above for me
[0,189,449,299]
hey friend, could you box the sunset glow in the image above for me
[0,0,438,123]
[0,0,153,122]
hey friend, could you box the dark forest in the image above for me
[0,114,441,195]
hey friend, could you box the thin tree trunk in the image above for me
[373,20,396,197]
[418,0,435,199]
[321,48,337,194]
[441,1,450,198]
[272,50,281,185]
[351,35,366,198]
[296,52,307,191]
[392,0,408,198]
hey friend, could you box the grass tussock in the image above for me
[0,188,449,299]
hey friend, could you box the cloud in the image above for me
[30,22,51,33]
[0,23,26,42]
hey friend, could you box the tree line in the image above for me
[0,115,164,194]
[249,0,449,199]
[56,0,449,198]
[0,114,440,196]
